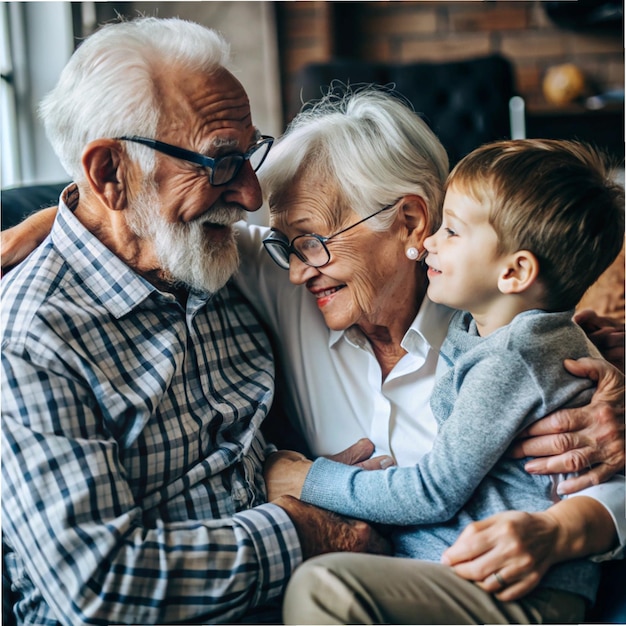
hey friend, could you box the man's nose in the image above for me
[224,161,263,212]
[288,254,319,285]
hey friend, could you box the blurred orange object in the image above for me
[542,64,587,106]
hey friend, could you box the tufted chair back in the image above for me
[289,55,516,166]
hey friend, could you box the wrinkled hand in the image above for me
[274,494,392,560]
[510,357,625,493]
[264,450,312,501]
[325,438,395,470]
[264,441,395,503]
[441,510,559,601]
[575,309,625,373]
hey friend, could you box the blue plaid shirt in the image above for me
[1,187,301,625]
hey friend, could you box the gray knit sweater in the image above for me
[301,309,602,603]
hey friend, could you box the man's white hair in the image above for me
[39,17,231,181]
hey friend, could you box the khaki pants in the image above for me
[283,553,586,625]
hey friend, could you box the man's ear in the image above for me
[497,250,540,294]
[81,139,129,212]
[398,194,429,243]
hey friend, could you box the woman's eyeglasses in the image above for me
[262,202,397,270]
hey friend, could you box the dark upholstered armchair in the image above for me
[289,55,517,167]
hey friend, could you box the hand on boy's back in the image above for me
[510,356,625,493]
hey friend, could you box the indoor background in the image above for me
[1,1,624,208]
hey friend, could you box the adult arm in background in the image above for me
[1,206,57,274]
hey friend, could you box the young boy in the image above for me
[285,139,624,622]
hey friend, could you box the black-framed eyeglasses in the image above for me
[262,201,397,270]
[116,135,274,186]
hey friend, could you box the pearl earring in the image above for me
[406,247,419,260]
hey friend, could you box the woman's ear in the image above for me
[497,250,540,294]
[81,139,129,212]
[398,194,429,243]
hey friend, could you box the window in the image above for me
[1,1,73,187]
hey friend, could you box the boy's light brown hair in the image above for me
[447,139,625,311]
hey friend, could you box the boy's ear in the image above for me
[497,250,540,294]
[398,194,429,243]
[81,139,129,212]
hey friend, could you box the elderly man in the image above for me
[0,17,389,626]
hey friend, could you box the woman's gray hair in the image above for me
[39,17,231,181]
[259,87,449,233]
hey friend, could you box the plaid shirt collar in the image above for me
[53,184,213,319]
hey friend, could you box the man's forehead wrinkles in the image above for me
[195,86,249,111]
[201,100,252,122]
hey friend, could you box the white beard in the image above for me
[125,181,244,293]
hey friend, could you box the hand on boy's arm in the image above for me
[265,446,394,558]
[264,450,312,501]
[325,438,395,470]
[1,206,58,275]
[441,497,616,602]
[264,440,395,502]
[510,357,625,493]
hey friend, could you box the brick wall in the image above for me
[276,1,624,121]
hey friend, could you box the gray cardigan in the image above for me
[301,309,602,603]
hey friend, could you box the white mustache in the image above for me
[196,205,246,226]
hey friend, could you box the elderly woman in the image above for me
[233,89,625,623]
[2,89,624,622]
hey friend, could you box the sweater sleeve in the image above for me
[301,346,591,525]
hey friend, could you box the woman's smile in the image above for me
[308,281,347,308]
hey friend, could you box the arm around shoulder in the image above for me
[1,206,58,274]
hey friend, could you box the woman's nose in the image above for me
[288,255,319,285]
